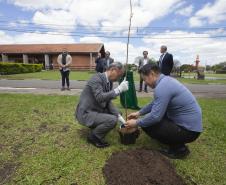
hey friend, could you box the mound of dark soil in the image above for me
[103,149,186,185]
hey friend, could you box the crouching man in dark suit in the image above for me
[75,62,128,148]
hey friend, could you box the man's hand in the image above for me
[114,79,129,94]
[125,119,138,129]
[128,111,140,120]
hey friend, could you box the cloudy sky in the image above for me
[0,0,226,65]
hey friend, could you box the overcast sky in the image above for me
[0,0,226,66]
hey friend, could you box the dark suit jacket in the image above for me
[159,53,173,75]
[75,73,119,127]
[95,57,105,73]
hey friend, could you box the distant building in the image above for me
[0,43,105,70]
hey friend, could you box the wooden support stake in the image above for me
[125,0,133,120]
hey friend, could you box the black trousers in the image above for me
[141,118,200,148]
[60,70,70,87]
[139,74,147,91]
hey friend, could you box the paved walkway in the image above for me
[0,79,226,98]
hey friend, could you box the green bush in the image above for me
[216,70,226,74]
[0,62,42,75]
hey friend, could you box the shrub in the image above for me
[216,70,226,74]
[0,62,43,75]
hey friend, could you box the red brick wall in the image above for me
[52,54,96,70]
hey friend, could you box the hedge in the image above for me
[0,62,43,75]
[216,70,226,74]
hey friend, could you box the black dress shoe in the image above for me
[87,133,109,148]
[100,139,110,147]
[159,146,190,159]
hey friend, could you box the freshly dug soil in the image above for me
[103,149,186,185]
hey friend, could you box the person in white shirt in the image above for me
[138,51,153,93]
[57,50,72,91]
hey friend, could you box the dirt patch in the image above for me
[11,137,35,158]
[54,139,66,148]
[40,175,62,185]
[60,125,70,132]
[38,122,48,133]
[21,128,33,133]
[77,128,90,139]
[0,162,19,184]
[11,143,23,158]
[32,109,40,114]
[103,149,186,185]
[0,144,6,150]
[3,124,10,129]
[33,109,48,116]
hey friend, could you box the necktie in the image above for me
[106,82,110,92]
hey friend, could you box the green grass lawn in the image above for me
[0,70,96,81]
[176,78,226,84]
[0,94,225,185]
[178,72,226,84]
[182,72,226,78]
[1,70,226,84]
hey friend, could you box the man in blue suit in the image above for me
[158,45,174,75]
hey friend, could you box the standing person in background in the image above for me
[95,53,104,73]
[103,51,114,70]
[138,51,152,93]
[103,51,114,89]
[158,45,174,75]
[57,50,72,91]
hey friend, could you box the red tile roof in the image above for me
[0,43,104,54]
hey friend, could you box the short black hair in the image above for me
[143,50,148,55]
[140,63,160,76]
[107,62,124,71]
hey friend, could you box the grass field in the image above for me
[1,70,226,84]
[181,72,226,78]
[176,78,226,84]
[0,71,96,81]
[0,94,226,185]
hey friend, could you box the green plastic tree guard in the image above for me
[119,71,140,110]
